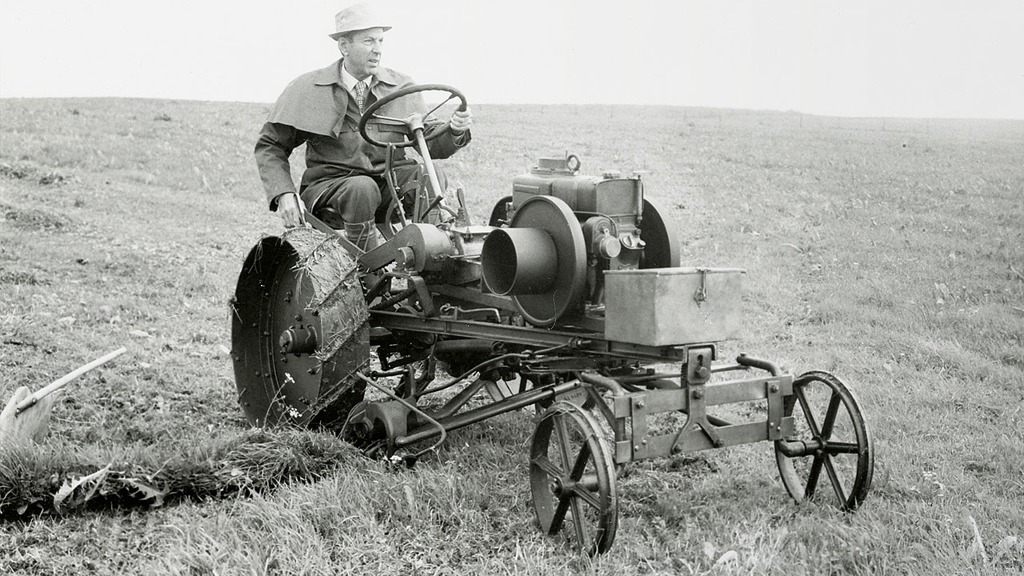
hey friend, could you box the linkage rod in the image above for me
[395,380,580,447]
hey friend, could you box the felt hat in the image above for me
[329,3,392,40]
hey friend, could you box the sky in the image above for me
[1,0,1022,119]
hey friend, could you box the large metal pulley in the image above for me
[481,195,587,327]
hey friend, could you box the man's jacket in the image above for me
[254,59,468,209]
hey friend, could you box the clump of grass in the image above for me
[0,428,359,518]
[0,202,73,231]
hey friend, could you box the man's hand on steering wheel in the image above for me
[358,84,469,148]
[449,107,473,135]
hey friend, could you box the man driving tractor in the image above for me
[254,2,474,250]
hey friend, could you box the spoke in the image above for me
[554,414,573,470]
[424,95,458,120]
[819,391,842,440]
[796,387,823,438]
[546,413,575,536]
[823,441,861,454]
[570,497,587,547]
[549,494,570,535]
[571,484,603,510]
[531,455,563,480]
[821,454,849,508]
[568,442,593,481]
[805,454,824,498]
[371,113,407,123]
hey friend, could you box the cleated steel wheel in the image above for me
[775,371,874,510]
[231,227,370,429]
[530,401,618,555]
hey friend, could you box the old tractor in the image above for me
[230,85,874,554]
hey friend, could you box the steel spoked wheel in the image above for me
[530,401,617,555]
[775,371,873,510]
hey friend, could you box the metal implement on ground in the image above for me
[0,347,128,445]
[230,84,874,555]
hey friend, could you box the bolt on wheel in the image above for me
[530,401,618,555]
[775,371,873,510]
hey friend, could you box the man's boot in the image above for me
[343,220,378,252]
[344,220,383,290]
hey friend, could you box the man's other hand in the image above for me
[450,107,473,134]
[277,193,307,228]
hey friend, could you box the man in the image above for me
[254,3,473,250]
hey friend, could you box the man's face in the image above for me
[340,28,385,80]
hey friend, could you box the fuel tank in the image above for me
[511,156,641,222]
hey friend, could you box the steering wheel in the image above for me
[358,83,468,148]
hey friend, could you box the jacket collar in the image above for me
[313,59,401,88]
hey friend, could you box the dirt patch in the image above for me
[0,270,46,285]
[1,203,73,232]
[0,163,31,179]
[0,163,68,186]
[1001,353,1024,370]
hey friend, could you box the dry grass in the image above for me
[1,97,1023,574]
[0,428,360,518]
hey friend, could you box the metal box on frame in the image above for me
[603,267,745,346]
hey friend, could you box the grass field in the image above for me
[1,96,1022,575]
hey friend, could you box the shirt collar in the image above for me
[313,59,400,89]
[339,62,373,92]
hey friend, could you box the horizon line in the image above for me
[2,95,1023,123]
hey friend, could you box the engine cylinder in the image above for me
[481,228,557,295]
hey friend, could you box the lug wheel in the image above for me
[231,228,370,429]
[530,401,617,555]
[775,371,873,510]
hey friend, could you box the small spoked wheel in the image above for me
[775,371,874,510]
[530,401,617,555]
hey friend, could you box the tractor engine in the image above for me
[359,154,679,329]
[510,154,645,272]
[480,154,679,326]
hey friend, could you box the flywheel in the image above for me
[639,198,681,269]
[230,227,369,429]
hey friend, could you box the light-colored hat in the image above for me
[328,3,392,40]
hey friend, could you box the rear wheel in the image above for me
[231,227,370,429]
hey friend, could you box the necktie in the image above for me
[354,80,368,113]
